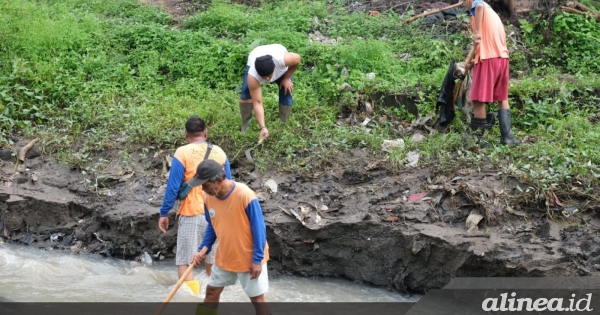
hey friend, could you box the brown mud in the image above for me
[2,138,600,294]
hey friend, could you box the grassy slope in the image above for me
[1,0,599,201]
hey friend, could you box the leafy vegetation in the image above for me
[1,0,599,202]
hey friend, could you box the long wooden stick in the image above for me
[18,138,39,163]
[462,45,477,75]
[154,246,208,315]
[403,2,464,24]
[464,45,476,64]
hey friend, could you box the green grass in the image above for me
[1,0,600,199]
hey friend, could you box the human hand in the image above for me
[158,217,169,233]
[259,127,269,143]
[472,32,481,45]
[250,263,262,279]
[279,78,294,96]
[464,61,474,71]
[190,251,207,266]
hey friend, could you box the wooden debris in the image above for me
[403,2,464,24]
[385,216,399,222]
[278,206,292,217]
[571,1,600,18]
[459,233,491,238]
[18,138,39,163]
[561,6,586,15]
[562,2,600,20]
[516,9,533,14]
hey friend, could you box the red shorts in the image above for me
[469,57,509,103]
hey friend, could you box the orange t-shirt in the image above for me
[204,182,269,272]
[174,143,227,216]
[471,2,509,64]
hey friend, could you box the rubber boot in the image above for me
[239,102,254,133]
[278,104,292,123]
[498,109,521,146]
[196,304,218,315]
[470,116,489,147]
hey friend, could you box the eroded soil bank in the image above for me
[2,139,600,294]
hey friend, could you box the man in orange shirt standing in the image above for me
[464,0,520,146]
[190,160,270,315]
[158,115,232,294]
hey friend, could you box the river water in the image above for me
[0,243,418,303]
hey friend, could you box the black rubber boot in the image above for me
[278,104,292,123]
[470,116,489,147]
[239,102,254,133]
[498,109,521,146]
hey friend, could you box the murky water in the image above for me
[0,243,419,303]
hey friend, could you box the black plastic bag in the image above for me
[436,58,457,127]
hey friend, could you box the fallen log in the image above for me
[18,138,39,163]
[402,2,464,24]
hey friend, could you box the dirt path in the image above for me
[138,0,201,21]
[2,139,599,293]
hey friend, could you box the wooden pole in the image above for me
[154,247,208,315]
[403,2,464,24]
[462,45,477,74]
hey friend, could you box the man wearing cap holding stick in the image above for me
[157,115,232,294]
[239,44,301,142]
[463,0,520,146]
[190,159,270,315]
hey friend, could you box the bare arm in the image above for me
[282,52,301,81]
[474,4,483,45]
[465,4,484,71]
[247,76,265,129]
[279,52,301,96]
[247,75,267,132]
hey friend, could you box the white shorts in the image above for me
[208,263,269,298]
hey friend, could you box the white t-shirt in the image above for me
[247,44,288,84]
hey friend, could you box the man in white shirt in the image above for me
[239,44,301,141]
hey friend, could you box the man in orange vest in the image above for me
[464,0,520,146]
[190,159,270,315]
[158,115,232,294]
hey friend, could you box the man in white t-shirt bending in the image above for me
[239,44,301,141]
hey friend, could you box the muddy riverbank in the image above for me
[2,138,600,294]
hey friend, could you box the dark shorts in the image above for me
[240,65,293,106]
[470,57,509,103]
